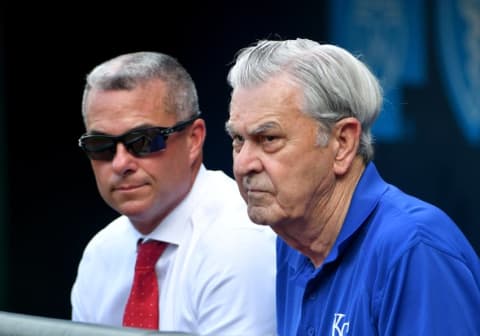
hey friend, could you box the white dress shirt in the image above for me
[71,165,277,335]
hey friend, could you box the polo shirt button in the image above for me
[307,326,315,335]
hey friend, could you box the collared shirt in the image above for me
[71,165,277,335]
[277,162,480,336]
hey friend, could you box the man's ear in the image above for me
[332,117,361,175]
[188,118,206,164]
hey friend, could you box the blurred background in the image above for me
[1,0,479,320]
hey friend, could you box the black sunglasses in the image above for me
[78,114,200,161]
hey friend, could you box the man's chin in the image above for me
[114,201,149,217]
[247,207,273,226]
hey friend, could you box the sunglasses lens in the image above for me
[80,136,116,161]
[124,133,151,156]
[125,131,166,156]
[79,128,168,161]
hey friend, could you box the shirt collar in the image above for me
[324,161,388,263]
[142,164,208,246]
[284,162,389,275]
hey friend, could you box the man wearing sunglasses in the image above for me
[71,52,276,335]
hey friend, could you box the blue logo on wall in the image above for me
[436,0,480,145]
[329,0,426,142]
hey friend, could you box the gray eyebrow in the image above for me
[225,120,281,138]
[250,122,279,136]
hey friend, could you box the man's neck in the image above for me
[276,157,366,268]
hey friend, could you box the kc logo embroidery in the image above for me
[332,313,350,336]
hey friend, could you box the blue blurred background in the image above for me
[1,0,479,320]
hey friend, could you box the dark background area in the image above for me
[1,0,479,320]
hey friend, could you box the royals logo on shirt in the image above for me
[436,0,480,145]
[332,313,350,336]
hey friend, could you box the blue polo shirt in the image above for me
[276,162,480,336]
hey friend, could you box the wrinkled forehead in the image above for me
[226,83,309,137]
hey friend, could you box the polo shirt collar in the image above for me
[286,162,388,274]
[324,162,387,264]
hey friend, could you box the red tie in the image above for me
[123,240,167,330]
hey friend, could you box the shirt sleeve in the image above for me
[190,227,277,336]
[376,241,480,335]
[71,254,91,322]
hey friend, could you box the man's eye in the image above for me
[261,135,285,152]
[232,135,244,151]
[264,135,277,142]
[261,134,281,144]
